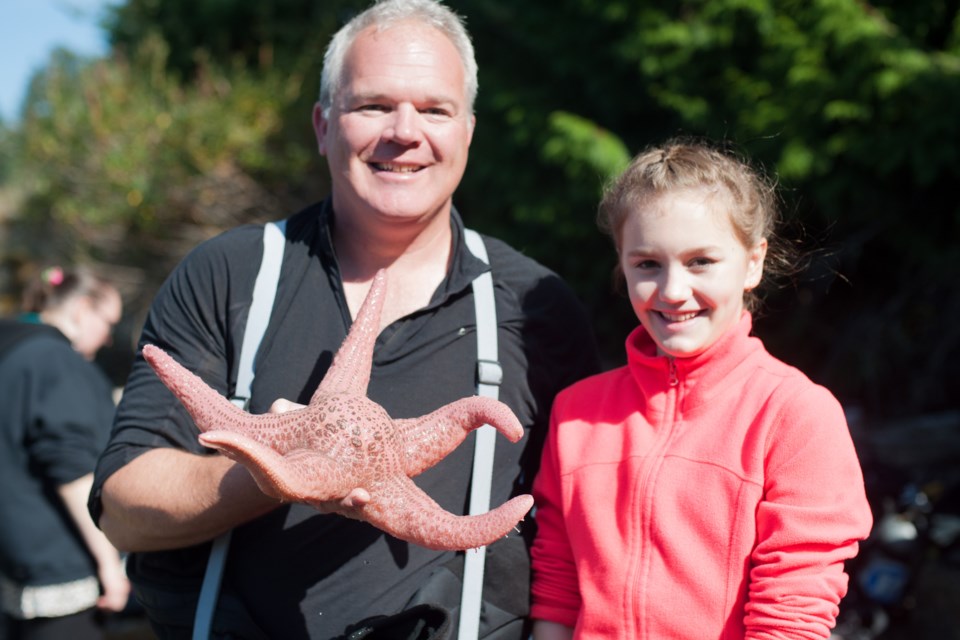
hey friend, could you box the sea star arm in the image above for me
[141,344,254,435]
[359,474,534,551]
[313,269,386,398]
[197,432,357,504]
[394,397,523,478]
[143,345,316,453]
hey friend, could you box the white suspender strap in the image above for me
[232,219,288,411]
[193,219,287,640]
[460,228,502,640]
[192,531,231,640]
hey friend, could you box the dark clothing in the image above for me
[0,320,115,587]
[3,609,102,640]
[89,200,600,639]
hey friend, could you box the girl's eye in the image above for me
[689,257,715,268]
[632,259,659,270]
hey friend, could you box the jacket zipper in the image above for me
[632,357,681,638]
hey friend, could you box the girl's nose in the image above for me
[659,267,690,302]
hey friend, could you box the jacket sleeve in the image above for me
[29,344,115,485]
[530,401,582,628]
[744,383,873,639]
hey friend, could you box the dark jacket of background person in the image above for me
[0,321,116,593]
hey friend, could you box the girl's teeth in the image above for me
[661,311,698,322]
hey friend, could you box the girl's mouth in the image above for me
[657,310,701,323]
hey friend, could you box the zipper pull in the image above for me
[668,357,679,387]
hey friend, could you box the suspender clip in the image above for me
[476,359,503,387]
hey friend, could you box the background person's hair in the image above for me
[21,265,116,314]
[318,0,478,118]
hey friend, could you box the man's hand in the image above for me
[268,398,371,514]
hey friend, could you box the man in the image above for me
[89,0,598,638]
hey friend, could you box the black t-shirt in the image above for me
[90,200,599,638]
[0,321,116,586]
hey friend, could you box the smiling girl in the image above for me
[530,140,873,639]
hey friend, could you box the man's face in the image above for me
[314,21,475,229]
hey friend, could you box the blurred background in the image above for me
[0,1,958,638]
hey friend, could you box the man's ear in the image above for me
[466,113,476,146]
[313,103,329,156]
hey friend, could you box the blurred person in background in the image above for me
[0,265,130,640]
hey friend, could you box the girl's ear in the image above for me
[744,238,768,291]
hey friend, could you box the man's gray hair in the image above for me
[318,0,478,117]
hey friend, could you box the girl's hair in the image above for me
[598,138,796,311]
[319,0,478,118]
[21,266,116,314]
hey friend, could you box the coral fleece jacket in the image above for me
[531,313,872,639]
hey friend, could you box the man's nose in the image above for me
[384,104,422,144]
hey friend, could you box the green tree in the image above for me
[5,40,316,310]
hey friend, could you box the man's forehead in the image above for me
[345,22,464,74]
[337,24,467,104]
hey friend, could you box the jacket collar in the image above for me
[314,198,489,310]
[0,319,68,361]
[626,312,763,410]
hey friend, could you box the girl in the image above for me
[0,266,129,639]
[530,141,873,639]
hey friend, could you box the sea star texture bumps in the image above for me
[142,270,534,551]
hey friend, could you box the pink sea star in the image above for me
[142,270,534,551]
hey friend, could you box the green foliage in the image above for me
[2,0,958,419]
[541,112,631,183]
[449,0,960,416]
[0,121,12,184]
[6,39,314,291]
[104,0,364,81]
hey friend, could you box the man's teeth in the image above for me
[660,311,698,322]
[373,163,420,173]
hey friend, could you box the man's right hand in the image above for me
[268,398,371,516]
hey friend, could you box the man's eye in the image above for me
[358,104,389,112]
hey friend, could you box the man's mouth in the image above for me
[371,162,422,173]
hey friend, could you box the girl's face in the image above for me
[619,188,767,358]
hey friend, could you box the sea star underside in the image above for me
[142,270,534,551]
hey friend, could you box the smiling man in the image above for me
[88,1,599,638]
